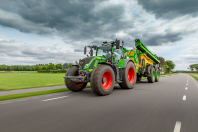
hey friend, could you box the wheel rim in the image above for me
[128,67,135,83]
[152,71,155,80]
[101,71,112,90]
[74,74,84,86]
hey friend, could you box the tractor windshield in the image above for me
[113,47,123,62]
[97,45,112,61]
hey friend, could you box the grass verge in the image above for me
[187,73,198,81]
[160,76,166,77]
[0,85,91,101]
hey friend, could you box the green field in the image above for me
[0,71,66,91]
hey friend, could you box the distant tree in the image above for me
[158,57,165,72]
[41,65,47,70]
[2,64,7,71]
[35,65,40,71]
[6,66,10,71]
[18,65,24,71]
[63,63,69,69]
[163,65,169,73]
[194,64,198,73]
[68,63,73,68]
[165,60,175,73]
[25,66,31,71]
[10,66,14,71]
[189,64,198,73]
[47,63,55,73]
[56,64,63,70]
[189,65,194,72]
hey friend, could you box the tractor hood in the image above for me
[79,56,94,69]
[78,56,106,71]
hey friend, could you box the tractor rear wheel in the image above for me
[65,66,87,92]
[147,67,155,83]
[91,65,115,96]
[119,61,136,89]
[155,68,160,82]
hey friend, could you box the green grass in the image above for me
[11,71,37,73]
[0,72,66,91]
[0,85,91,101]
[187,73,198,81]
[160,76,166,77]
[142,77,147,80]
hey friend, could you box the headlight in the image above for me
[83,64,88,69]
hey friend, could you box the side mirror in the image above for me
[84,46,86,55]
[116,40,120,49]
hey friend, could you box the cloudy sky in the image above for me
[0,0,198,70]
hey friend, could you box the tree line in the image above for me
[0,63,74,71]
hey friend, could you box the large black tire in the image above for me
[119,61,136,89]
[91,65,115,96]
[155,68,160,82]
[136,74,142,82]
[147,67,155,83]
[65,66,87,92]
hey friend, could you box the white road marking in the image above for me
[42,96,68,102]
[185,87,187,90]
[183,95,186,101]
[0,101,12,105]
[186,83,188,85]
[173,121,181,132]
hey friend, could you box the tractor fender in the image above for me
[72,65,79,67]
[122,59,134,68]
[98,62,117,75]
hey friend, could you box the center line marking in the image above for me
[186,83,188,85]
[42,96,68,102]
[183,95,186,101]
[174,121,181,132]
[185,87,187,90]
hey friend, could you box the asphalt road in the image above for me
[1,73,198,132]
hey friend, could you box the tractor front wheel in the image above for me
[119,61,136,89]
[65,66,87,92]
[91,65,115,96]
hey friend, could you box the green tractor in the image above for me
[64,39,160,96]
[64,40,136,95]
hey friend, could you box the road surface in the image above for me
[1,74,198,132]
